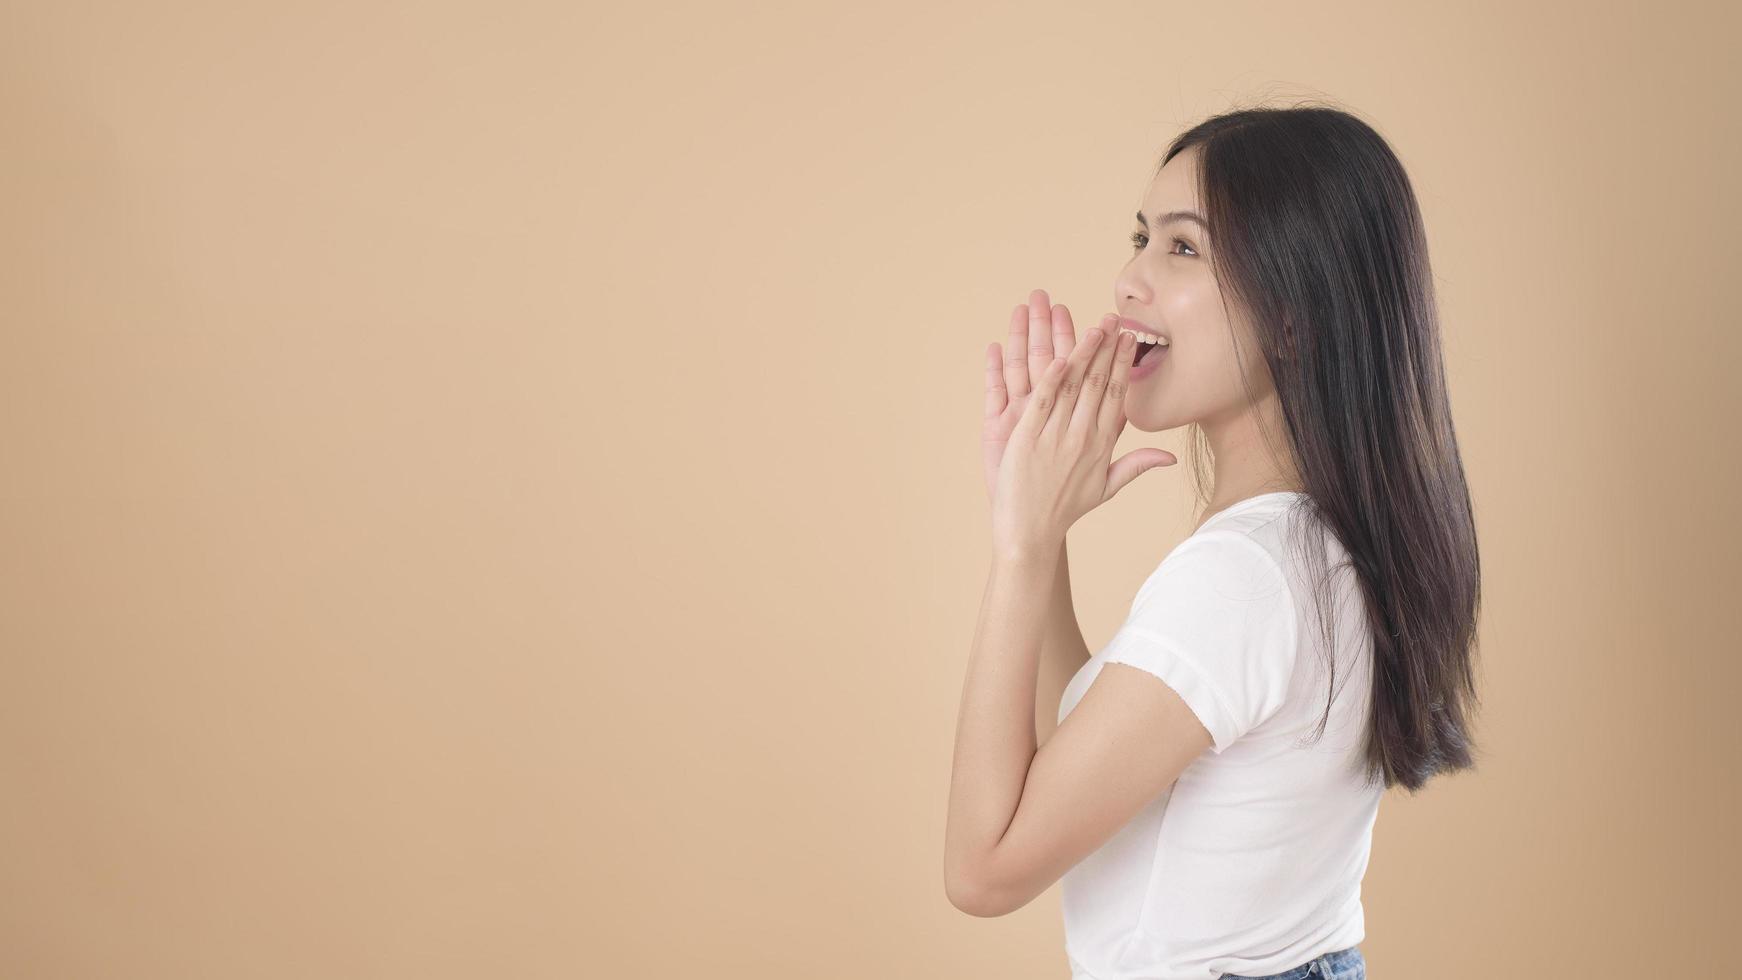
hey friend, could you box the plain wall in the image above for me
[2,1,1736,976]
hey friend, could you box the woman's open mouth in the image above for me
[1128,338,1169,379]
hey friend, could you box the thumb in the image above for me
[1103,449,1177,502]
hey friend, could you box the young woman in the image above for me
[944,105,1483,980]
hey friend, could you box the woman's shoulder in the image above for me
[1144,527,1292,607]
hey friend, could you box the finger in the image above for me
[1069,315,1123,442]
[1027,289,1054,394]
[1051,303,1078,361]
[1016,355,1068,439]
[984,343,1008,420]
[1096,323,1139,435]
[1104,448,1178,503]
[1003,304,1030,399]
[1050,321,1106,436]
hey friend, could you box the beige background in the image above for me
[3,1,1736,976]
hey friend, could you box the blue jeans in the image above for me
[1218,945,1365,980]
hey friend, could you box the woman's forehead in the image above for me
[1140,155,1203,221]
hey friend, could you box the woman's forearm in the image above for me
[944,552,1054,904]
[1035,540,1092,746]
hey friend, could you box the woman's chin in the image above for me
[1121,405,1170,432]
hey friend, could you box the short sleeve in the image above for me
[1101,531,1299,754]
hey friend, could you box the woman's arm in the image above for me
[942,543,1217,918]
[944,551,1054,912]
[1034,539,1092,750]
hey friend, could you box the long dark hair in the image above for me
[1161,103,1483,792]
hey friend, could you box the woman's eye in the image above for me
[1128,232,1197,257]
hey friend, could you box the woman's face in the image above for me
[1114,146,1275,433]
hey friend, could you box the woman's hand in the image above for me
[981,290,1081,505]
[989,313,1176,560]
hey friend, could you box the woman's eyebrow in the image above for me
[1135,209,1208,231]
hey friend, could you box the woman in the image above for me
[944,105,1483,980]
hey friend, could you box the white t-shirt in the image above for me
[1057,491,1382,980]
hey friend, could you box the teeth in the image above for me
[1119,328,1170,347]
